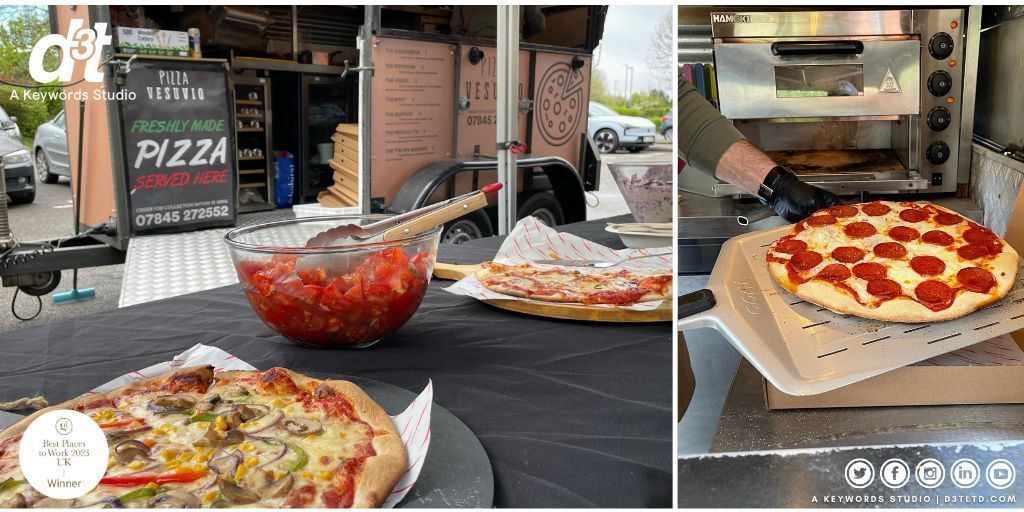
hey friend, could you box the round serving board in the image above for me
[308,373,494,508]
[433,262,672,323]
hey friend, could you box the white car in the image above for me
[586,101,657,154]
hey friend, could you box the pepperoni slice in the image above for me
[775,238,808,254]
[958,244,991,260]
[829,205,859,218]
[964,227,997,245]
[844,222,877,238]
[921,230,954,246]
[934,212,964,226]
[910,255,946,276]
[867,279,902,299]
[957,267,996,294]
[853,262,887,281]
[806,214,837,227]
[873,242,907,259]
[898,209,930,223]
[888,226,920,243]
[789,251,823,271]
[831,246,865,263]
[817,264,852,281]
[861,202,891,216]
[915,280,955,310]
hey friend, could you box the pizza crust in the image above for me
[475,263,672,305]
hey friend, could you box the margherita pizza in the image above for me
[476,262,673,305]
[767,201,1019,322]
[0,366,406,508]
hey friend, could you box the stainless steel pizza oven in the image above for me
[705,9,975,196]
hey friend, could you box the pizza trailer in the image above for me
[0,5,606,299]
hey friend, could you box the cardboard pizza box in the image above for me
[763,191,1024,409]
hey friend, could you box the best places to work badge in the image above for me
[18,410,108,499]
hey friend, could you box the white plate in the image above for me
[605,225,673,248]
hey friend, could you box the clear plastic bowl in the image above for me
[609,163,674,223]
[224,215,441,348]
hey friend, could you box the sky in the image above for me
[594,4,674,96]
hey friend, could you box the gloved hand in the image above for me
[758,166,840,223]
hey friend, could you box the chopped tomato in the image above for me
[236,247,430,347]
[99,470,207,487]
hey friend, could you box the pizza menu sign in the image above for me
[118,59,237,235]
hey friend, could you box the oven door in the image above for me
[714,38,920,119]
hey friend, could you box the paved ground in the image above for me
[0,177,124,332]
[0,139,672,332]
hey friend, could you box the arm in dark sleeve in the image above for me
[677,75,745,176]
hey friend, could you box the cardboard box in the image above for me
[114,27,189,57]
[765,191,1024,409]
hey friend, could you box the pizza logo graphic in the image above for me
[536,62,585,146]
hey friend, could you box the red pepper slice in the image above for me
[99,470,207,487]
[97,418,145,429]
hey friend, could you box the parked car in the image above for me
[0,129,35,204]
[587,101,656,154]
[33,110,70,184]
[659,111,673,142]
[0,105,21,141]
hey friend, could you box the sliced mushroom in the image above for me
[0,493,26,509]
[218,480,260,505]
[77,496,123,508]
[194,426,244,448]
[147,395,197,414]
[114,439,150,464]
[148,490,201,508]
[32,497,80,508]
[261,472,294,498]
[104,426,152,441]
[220,385,249,398]
[207,452,241,475]
[234,404,269,422]
[209,500,230,509]
[194,393,222,413]
[282,417,322,436]
[223,410,244,430]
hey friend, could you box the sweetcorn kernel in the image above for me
[145,482,158,490]
[271,398,286,407]
[179,452,194,462]
[203,491,218,502]
[239,442,254,452]
[106,459,115,470]
[161,450,178,461]
[151,428,167,436]
[127,460,146,470]
[234,465,247,481]
[195,452,211,463]
[316,471,332,481]
[165,460,181,470]
[300,471,313,479]
[244,457,259,468]
[305,434,317,440]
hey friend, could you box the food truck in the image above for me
[0,5,606,296]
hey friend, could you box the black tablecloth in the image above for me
[0,216,671,508]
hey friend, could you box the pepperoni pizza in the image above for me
[766,201,1019,322]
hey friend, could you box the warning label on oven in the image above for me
[880,68,902,93]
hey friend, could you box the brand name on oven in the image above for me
[712,14,752,24]
[731,279,761,315]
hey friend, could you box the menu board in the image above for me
[370,37,455,203]
[118,59,236,235]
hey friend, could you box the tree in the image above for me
[645,10,674,93]
[0,5,54,82]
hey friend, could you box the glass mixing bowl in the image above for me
[224,215,441,348]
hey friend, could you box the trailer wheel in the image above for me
[441,209,493,244]
[17,271,61,297]
[519,192,564,226]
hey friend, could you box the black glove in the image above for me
[757,166,840,223]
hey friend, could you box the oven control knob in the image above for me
[929,33,955,59]
[926,141,951,165]
[927,107,952,132]
[927,71,953,96]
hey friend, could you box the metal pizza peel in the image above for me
[677,224,1024,396]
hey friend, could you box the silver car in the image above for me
[33,110,70,184]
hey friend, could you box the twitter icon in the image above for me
[845,459,875,489]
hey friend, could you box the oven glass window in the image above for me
[775,65,864,98]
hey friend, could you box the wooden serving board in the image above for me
[432,262,671,323]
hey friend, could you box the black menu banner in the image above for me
[118,59,236,235]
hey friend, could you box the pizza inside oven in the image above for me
[0,367,406,508]
[767,201,1020,323]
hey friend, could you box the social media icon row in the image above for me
[845,458,1015,489]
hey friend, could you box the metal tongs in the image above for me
[305,183,503,247]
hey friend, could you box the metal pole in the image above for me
[0,158,12,250]
[495,5,520,235]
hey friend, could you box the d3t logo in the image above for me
[29,19,110,84]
